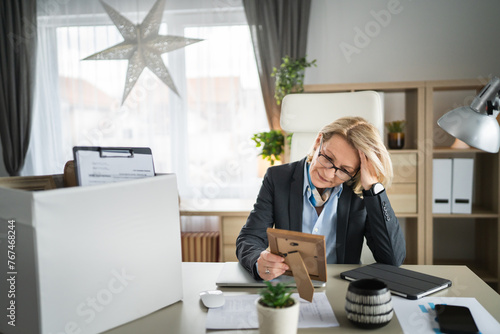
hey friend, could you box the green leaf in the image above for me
[251,130,288,165]
[271,55,317,105]
[259,281,294,308]
[385,120,406,133]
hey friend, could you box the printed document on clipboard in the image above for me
[73,147,155,186]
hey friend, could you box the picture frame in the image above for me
[267,228,327,282]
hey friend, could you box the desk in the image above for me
[104,263,500,333]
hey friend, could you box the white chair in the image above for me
[280,91,384,264]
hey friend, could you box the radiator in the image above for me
[181,231,220,262]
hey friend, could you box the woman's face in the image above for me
[309,134,360,190]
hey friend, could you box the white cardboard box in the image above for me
[0,174,183,334]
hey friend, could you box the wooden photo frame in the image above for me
[267,228,327,282]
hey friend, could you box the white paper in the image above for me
[206,293,338,330]
[75,149,154,186]
[392,296,500,334]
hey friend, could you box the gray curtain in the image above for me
[243,0,311,130]
[0,0,37,176]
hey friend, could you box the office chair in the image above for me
[280,91,384,264]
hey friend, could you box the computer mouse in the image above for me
[200,290,225,308]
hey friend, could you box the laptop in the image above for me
[340,263,452,300]
[216,262,326,288]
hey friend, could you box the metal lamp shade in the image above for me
[437,106,500,153]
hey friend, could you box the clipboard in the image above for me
[73,146,155,186]
[267,228,327,302]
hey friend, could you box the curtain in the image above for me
[0,0,37,176]
[243,0,311,130]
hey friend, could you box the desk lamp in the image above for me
[437,76,500,153]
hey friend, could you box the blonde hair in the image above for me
[306,117,393,195]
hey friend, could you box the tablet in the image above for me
[340,263,452,300]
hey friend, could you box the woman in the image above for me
[236,116,406,280]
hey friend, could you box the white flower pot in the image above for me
[255,297,300,334]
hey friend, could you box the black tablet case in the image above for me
[340,263,452,300]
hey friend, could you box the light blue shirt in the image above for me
[302,163,342,264]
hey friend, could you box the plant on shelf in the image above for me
[251,130,290,166]
[385,120,406,133]
[385,120,406,149]
[256,281,299,334]
[271,55,317,105]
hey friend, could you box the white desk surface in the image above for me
[104,263,500,334]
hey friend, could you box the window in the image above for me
[27,0,267,200]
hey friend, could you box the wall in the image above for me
[305,0,500,84]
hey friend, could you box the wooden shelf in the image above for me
[433,207,498,219]
[433,147,486,154]
[395,213,418,218]
[426,78,486,90]
[304,81,425,93]
[388,149,418,154]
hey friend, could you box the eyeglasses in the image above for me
[317,138,359,182]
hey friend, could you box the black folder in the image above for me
[340,263,452,300]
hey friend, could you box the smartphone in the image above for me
[435,304,479,333]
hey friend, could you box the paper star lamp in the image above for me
[83,0,203,104]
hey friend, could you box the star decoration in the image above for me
[83,0,203,104]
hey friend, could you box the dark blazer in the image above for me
[236,158,406,279]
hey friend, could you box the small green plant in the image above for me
[251,130,285,165]
[258,281,294,308]
[385,120,406,133]
[271,55,317,105]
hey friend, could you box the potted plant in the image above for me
[251,130,287,166]
[385,120,406,149]
[256,281,300,334]
[271,55,317,105]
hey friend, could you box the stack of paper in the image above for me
[206,293,338,330]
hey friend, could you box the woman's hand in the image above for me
[358,150,379,190]
[257,250,289,280]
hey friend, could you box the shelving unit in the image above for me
[305,79,500,291]
[425,79,500,291]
